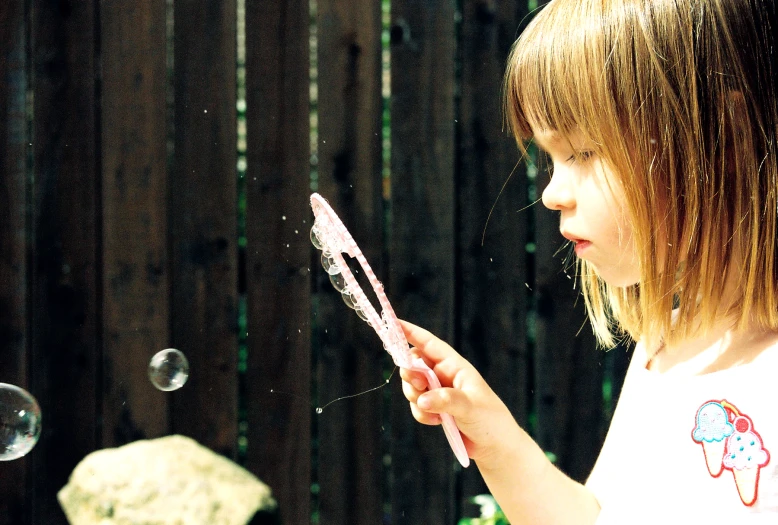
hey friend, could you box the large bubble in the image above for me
[148,349,190,391]
[0,383,42,461]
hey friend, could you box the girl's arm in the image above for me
[399,320,601,525]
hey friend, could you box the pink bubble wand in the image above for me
[310,193,470,468]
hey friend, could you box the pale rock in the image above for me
[57,435,276,525]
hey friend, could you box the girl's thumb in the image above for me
[417,387,464,416]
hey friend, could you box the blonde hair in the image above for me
[505,0,778,349]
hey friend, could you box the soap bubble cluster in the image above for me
[0,383,42,461]
[148,349,190,391]
[310,216,372,323]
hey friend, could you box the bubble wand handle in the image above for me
[310,193,469,468]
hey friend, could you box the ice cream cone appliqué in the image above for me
[692,400,770,506]
[722,413,770,506]
[692,401,734,477]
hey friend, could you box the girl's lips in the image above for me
[574,240,592,256]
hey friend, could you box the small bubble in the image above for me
[282,215,287,220]
[148,349,189,391]
[354,307,369,321]
[342,292,358,309]
[0,384,42,461]
[310,227,324,249]
[295,230,299,234]
[321,253,340,275]
[329,273,347,292]
[204,109,208,113]
[316,407,323,414]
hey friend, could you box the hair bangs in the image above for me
[504,1,616,153]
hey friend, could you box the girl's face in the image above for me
[535,127,641,287]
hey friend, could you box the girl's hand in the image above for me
[399,320,600,524]
[398,319,519,465]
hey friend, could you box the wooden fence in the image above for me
[0,1,631,524]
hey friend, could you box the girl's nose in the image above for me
[541,168,575,211]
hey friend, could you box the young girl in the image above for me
[401,0,778,522]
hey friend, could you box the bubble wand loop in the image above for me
[310,193,470,468]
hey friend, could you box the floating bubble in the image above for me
[148,349,190,391]
[0,383,42,461]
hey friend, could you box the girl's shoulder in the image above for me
[637,326,778,378]
[708,328,778,378]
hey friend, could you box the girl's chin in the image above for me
[589,265,640,287]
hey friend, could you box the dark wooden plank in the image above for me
[28,1,100,523]
[457,0,531,511]
[315,1,385,523]
[244,1,311,523]
[101,0,170,447]
[532,155,604,483]
[0,2,31,523]
[170,0,238,458]
[389,1,458,523]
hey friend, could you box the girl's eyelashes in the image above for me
[566,150,595,164]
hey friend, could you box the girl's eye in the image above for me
[566,151,595,164]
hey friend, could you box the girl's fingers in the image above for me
[401,376,424,403]
[398,319,459,364]
[409,402,442,426]
[415,387,470,419]
[399,367,428,392]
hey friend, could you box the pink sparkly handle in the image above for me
[310,193,469,468]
